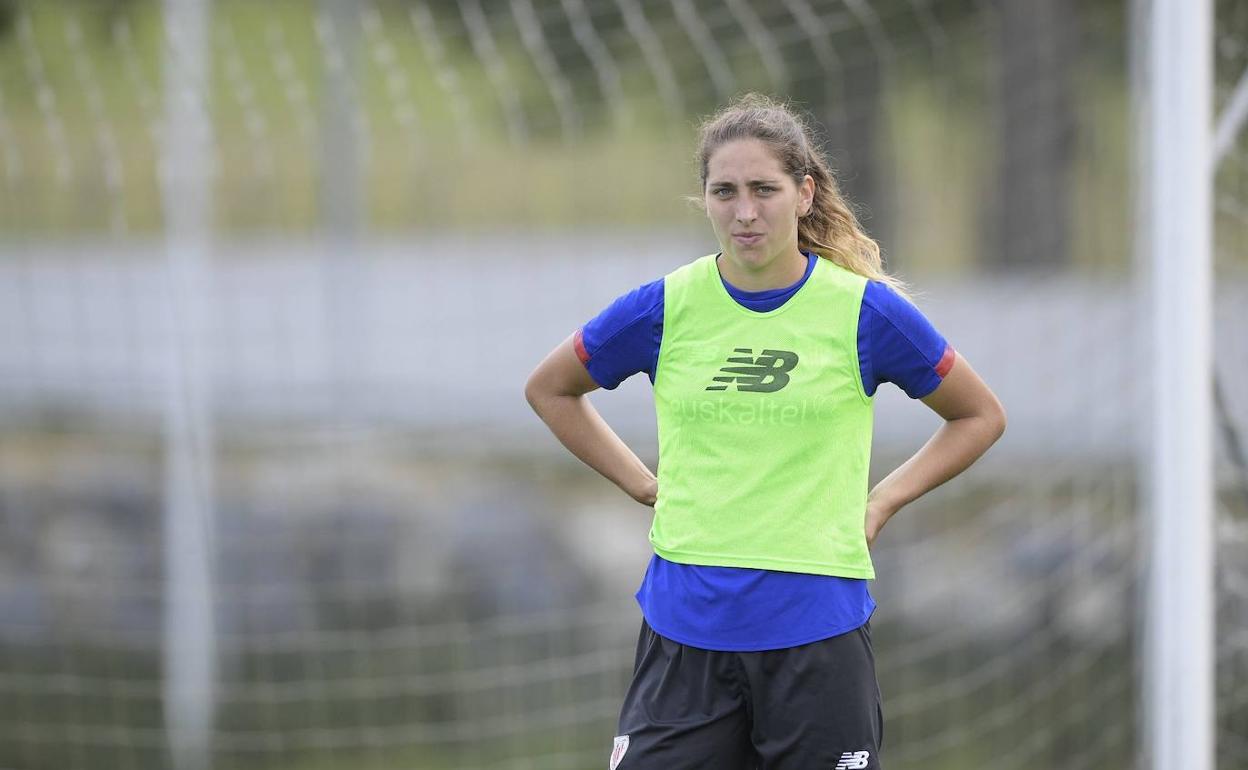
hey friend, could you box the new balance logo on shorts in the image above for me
[835,750,871,770]
[705,348,799,392]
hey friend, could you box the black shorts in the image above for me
[610,618,883,770]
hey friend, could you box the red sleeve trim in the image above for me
[573,328,591,366]
[935,344,956,378]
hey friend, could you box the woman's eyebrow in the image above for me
[708,178,780,187]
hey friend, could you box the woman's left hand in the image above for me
[864,497,896,550]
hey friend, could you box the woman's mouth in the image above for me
[733,232,764,246]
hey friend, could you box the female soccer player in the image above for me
[525,93,1005,770]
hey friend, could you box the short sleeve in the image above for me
[576,278,664,390]
[859,281,956,399]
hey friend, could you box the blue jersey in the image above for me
[577,253,954,651]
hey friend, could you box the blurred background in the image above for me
[0,0,1245,768]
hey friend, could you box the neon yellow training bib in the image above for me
[651,254,876,578]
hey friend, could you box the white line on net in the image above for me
[17,14,74,188]
[724,0,790,92]
[559,0,632,131]
[65,11,127,233]
[611,0,683,119]
[510,0,582,141]
[458,0,530,145]
[672,0,736,104]
[408,1,478,146]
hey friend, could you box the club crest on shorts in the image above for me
[609,735,629,769]
[835,750,871,769]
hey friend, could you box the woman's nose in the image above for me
[735,200,758,223]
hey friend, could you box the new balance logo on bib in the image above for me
[705,348,799,392]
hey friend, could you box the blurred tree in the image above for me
[831,50,893,271]
[990,0,1077,269]
[0,0,15,39]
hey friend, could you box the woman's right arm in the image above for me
[524,333,658,507]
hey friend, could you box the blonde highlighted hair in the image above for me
[696,93,908,299]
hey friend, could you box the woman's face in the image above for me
[704,138,813,279]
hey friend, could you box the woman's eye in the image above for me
[713,189,732,198]
[757,186,775,194]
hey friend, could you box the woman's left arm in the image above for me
[865,352,1006,548]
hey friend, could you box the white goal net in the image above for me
[0,1,1245,769]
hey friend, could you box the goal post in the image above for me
[161,1,217,770]
[1142,0,1214,768]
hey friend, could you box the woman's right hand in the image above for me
[526,334,661,509]
[629,475,658,508]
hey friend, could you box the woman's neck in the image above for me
[716,248,808,292]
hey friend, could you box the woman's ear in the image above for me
[799,174,815,216]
